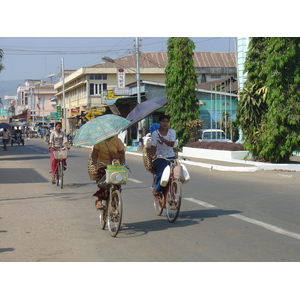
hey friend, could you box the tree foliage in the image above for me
[237,37,300,163]
[165,37,199,149]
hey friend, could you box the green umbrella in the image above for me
[73,114,131,147]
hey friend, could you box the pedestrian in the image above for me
[2,128,10,151]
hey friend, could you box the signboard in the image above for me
[56,105,62,113]
[107,90,115,100]
[117,68,125,88]
[50,112,61,120]
[114,87,130,95]
[71,108,80,115]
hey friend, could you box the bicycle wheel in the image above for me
[99,208,106,230]
[107,189,122,237]
[166,180,181,223]
[153,194,163,216]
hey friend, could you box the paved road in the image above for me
[1,138,300,262]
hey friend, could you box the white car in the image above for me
[199,129,232,143]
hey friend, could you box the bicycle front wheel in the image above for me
[99,209,106,230]
[107,190,122,237]
[166,180,181,223]
[153,194,163,216]
[57,161,64,189]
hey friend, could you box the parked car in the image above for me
[199,129,232,143]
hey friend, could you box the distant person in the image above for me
[2,128,10,151]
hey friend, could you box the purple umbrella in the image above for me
[126,97,171,125]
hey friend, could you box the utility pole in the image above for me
[136,37,142,150]
[61,58,66,131]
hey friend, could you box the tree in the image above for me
[237,37,300,163]
[165,37,199,149]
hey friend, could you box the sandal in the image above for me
[51,176,56,184]
[152,190,159,196]
[95,200,104,209]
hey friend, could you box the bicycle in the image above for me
[152,156,183,223]
[53,147,68,189]
[94,161,129,237]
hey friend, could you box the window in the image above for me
[211,75,221,79]
[90,83,107,95]
[90,74,107,80]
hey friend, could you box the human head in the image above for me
[55,122,62,131]
[158,114,170,129]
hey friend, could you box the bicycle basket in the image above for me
[106,165,127,185]
[54,148,67,159]
[142,147,156,173]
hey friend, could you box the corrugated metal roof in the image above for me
[88,52,236,69]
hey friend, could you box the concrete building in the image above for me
[54,52,237,133]
[16,79,56,126]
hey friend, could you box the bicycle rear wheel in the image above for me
[107,190,122,237]
[166,180,181,223]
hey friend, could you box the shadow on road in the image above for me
[120,208,242,238]
[0,168,48,184]
[0,247,15,253]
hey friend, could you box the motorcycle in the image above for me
[67,134,73,146]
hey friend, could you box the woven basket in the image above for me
[142,147,156,173]
[87,155,101,180]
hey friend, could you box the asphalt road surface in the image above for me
[1,138,300,262]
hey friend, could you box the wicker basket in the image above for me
[87,157,99,180]
[142,147,156,173]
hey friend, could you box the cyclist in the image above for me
[91,135,125,209]
[151,114,176,197]
[48,122,70,184]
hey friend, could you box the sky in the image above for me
[0,37,235,81]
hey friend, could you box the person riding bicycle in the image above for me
[151,114,176,197]
[91,135,125,209]
[48,122,70,184]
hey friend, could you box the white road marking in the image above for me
[184,197,216,208]
[184,197,300,241]
[128,178,143,183]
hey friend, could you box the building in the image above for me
[16,79,57,126]
[54,52,237,133]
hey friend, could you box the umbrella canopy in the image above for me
[126,97,171,125]
[0,122,10,129]
[10,122,23,128]
[73,114,131,147]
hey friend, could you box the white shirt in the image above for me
[50,130,67,148]
[151,129,176,157]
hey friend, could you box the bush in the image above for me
[186,141,244,151]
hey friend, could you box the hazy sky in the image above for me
[0,37,235,81]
